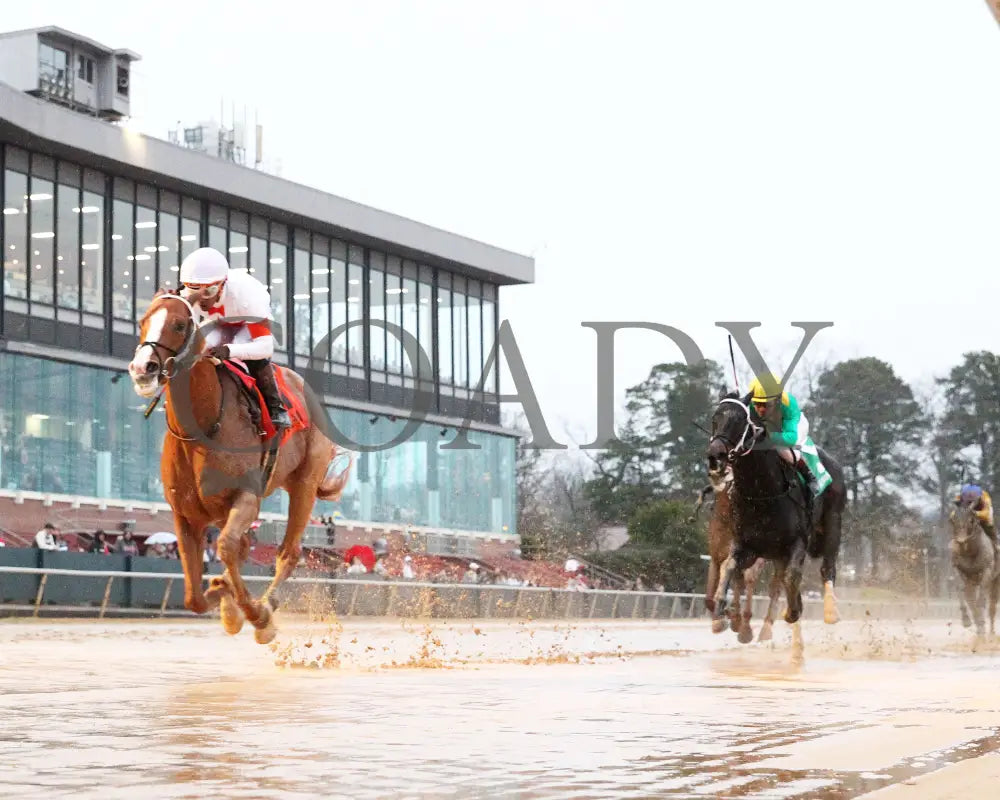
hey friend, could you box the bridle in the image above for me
[710,397,765,460]
[134,293,198,381]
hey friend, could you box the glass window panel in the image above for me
[179,214,199,263]
[80,189,103,314]
[311,244,330,368]
[482,294,496,397]
[29,176,55,306]
[228,229,248,271]
[418,276,434,385]
[347,248,363,368]
[330,240,347,364]
[452,279,467,388]
[368,252,386,374]
[112,198,134,320]
[0,352,169,501]
[268,230,287,354]
[293,243,310,358]
[437,274,452,386]
[134,203,157,317]
[208,204,226,254]
[467,282,482,391]
[158,211,178,289]
[208,224,226,253]
[385,258,403,375]
[56,181,80,310]
[402,276,418,377]
[250,234,266,281]
[3,168,28,300]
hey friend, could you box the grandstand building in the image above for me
[0,26,532,558]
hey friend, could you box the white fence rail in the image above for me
[0,565,959,622]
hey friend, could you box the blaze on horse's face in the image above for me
[706,391,754,477]
[128,291,194,398]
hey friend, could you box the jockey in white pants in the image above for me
[178,247,291,429]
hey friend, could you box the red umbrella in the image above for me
[344,544,376,571]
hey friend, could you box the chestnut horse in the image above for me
[692,468,784,643]
[128,290,351,644]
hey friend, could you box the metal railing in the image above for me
[0,565,960,622]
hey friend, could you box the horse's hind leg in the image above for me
[818,505,843,624]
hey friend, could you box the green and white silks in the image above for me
[765,390,833,496]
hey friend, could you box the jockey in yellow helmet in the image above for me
[955,483,997,544]
[742,372,821,519]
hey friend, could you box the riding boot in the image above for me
[795,458,818,526]
[246,359,291,429]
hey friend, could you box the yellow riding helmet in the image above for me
[749,373,784,402]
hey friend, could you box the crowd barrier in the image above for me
[0,553,959,622]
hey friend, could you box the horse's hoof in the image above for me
[220,595,244,635]
[758,623,773,643]
[784,609,801,625]
[961,615,973,629]
[711,618,727,634]
[738,625,753,644]
[254,621,277,645]
[729,616,741,633]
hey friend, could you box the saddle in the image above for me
[217,360,307,444]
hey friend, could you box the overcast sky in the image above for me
[8,1,1000,447]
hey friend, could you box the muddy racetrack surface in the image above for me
[1,615,999,799]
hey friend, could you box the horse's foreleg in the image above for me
[705,557,721,615]
[713,552,739,634]
[259,480,315,622]
[783,538,807,624]
[737,559,763,644]
[758,564,784,642]
[217,492,267,635]
[972,576,989,637]
[172,516,214,614]
[730,570,747,633]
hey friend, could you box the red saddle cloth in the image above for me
[220,361,309,444]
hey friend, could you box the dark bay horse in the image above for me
[706,391,846,637]
[692,469,783,643]
[128,290,352,644]
[949,504,1000,637]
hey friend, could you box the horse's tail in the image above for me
[317,446,353,501]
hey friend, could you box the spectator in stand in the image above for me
[462,563,480,584]
[402,555,415,580]
[165,542,180,560]
[34,522,59,551]
[346,556,368,574]
[115,531,139,557]
[90,530,113,555]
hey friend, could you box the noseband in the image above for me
[135,293,197,380]
[711,397,764,459]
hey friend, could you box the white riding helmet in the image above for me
[179,247,229,285]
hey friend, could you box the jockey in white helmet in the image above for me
[178,247,291,429]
